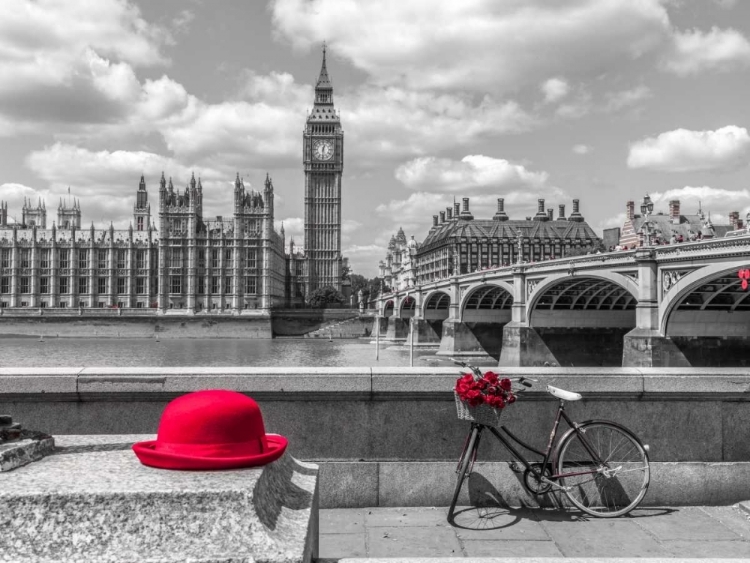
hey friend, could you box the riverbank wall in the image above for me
[0,308,372,338]
[0,314,273,338]
[3,367,748,508]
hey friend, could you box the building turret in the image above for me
[22,196,46,228]
[568,199,584,222]
[493,198,509,221]
[534,199,548,221]
[459,198,474,220]
[134,175,151,231]
[0,201,7,226]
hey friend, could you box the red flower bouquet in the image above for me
[454,363,516,427]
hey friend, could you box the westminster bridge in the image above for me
[375,233,750,367]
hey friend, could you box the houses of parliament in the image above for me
[0,50,345,314]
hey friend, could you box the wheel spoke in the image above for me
[556,423,649,518]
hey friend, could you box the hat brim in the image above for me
[132,434,288,470]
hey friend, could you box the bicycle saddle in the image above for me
[546,385,582,402]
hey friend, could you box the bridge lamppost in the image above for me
[640,194,655,246]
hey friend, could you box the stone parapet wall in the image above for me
[2,367,748,506]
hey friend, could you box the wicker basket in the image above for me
[454,391,504,427]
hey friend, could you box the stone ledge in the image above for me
[0,368,749,398]
[0,434,319,563]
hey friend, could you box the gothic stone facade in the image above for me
[0,173,285,312]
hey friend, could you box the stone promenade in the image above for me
[319,505,750,560]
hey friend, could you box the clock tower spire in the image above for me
[302,44,344,298]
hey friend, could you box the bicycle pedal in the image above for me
[508,461,524,473]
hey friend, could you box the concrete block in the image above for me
[723,403,750,462]
[317,462,378,509]
[641,369,750,396]
[647,462,750,505]
[0,373,79,395]
[0,434,319,563]
[78,367,372,395]
[372,368,460,394]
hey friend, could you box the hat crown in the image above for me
[157,390,266,446]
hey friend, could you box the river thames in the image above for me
[0,337,491,368]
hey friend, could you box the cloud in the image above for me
[596,212,627,232]
[395,155,549,192]
[713,0,737,8]
[171,9,195,35]
[662,26,750,75]
[0,0,170,129]
[603,85,651,112]
[572,144,592,155]
[648,186,750,215]
[341,88,535,165]
[627,126,750,172]
[541,78,569,103]
[23,143,247,227]
[271,0,670,93]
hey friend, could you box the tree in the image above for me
[307,286,345,308]
[350,274,368,297]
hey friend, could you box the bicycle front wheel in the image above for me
[555,421,649,518]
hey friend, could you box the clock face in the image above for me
[313,139,334,161]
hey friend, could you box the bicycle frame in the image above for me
[466,399,609,491]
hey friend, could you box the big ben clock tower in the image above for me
[303,45,344,296]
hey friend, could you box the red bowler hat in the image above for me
[132,389,288,470]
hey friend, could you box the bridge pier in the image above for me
[622,329,690,367]
[497,323,559,367]
[384,316,409,341]
[622,248,691,367]
[435,319,494,359]
[410,318,442,346]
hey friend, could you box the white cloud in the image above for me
[171,9,195,35]
[541,78,569,103]
[572,144,592,155]
[662,26,750,76]
[596,212,627,232]
[649,186,750,215]
[272,0,670,93]
[0,0,169,128]
[23,143,245,227]
[395,155,549,192]
[713,0,737,8]
[627,126,750,172]
[603,85,651,112]
[341,88,535,164]
[395,155,549,193]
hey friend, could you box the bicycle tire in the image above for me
[448,425,481,522]
[555,421,650,518]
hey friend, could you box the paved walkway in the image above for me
[319,505,750,560]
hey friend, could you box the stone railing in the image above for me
[2,367,749,507]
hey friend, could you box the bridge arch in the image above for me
[527,273,637,367]
[660,262,750,365]
[459,283,514,323]
[422,290,451,321]
[398,295,416,319]
[382,299,395,318]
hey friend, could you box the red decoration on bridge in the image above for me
[739,269,750,291]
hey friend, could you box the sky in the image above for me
[1,0,750,277]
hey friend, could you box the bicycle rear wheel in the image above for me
[448,425,481,521]
[555,421,649,518]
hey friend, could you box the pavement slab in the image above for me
[319,505,750,560]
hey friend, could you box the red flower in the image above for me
[507,394,516,404]
[465,389,483,406]
[500,378,512,391]
[484,371,499,385]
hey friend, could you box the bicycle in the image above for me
[448,360,650,523]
